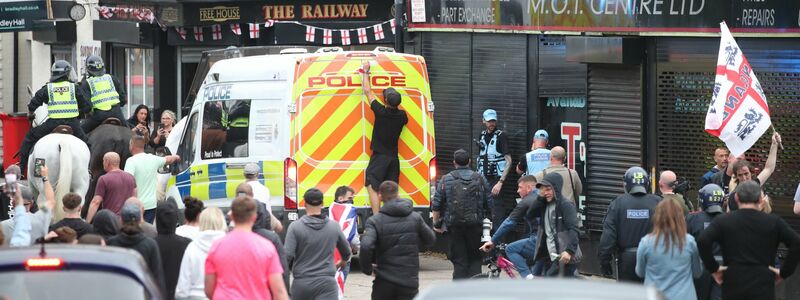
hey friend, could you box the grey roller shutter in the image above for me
[585,64,643,231]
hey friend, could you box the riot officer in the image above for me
[476,109,512,230]
[598,166,661,282]
[80,55,127,133]
[16,60,90,171]
[687,184,725,300]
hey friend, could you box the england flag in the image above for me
[705,22,771,157]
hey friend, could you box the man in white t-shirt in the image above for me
[244,163,271,212]
[124,135,180,223]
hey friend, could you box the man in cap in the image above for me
[687,184,726,300]
[108,203,165,291]
[476,108,512,230]
[517,129,550,176]
[79,55,127,133]
[244,162,271,210]
[598,166,661,282]
[1,166,55,246]
[360,61,408,214]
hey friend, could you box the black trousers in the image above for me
[617,250,642,283]
[695,270,722,300]
[447,224,483,279]
[18,118,87,169]
[372,277,418,300]
[81,105,127,133]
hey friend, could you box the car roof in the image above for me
[0,245,162,298]
[416,279,662,300]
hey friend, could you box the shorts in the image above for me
[365,153,400,188]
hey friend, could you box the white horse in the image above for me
[28,104,91,223]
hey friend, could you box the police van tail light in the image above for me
[284,158,298,210]
[429,157,437,198]
[25,258,64,271]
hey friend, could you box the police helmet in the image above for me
[50,60,73,82]
[698,184,725,214]
[85,55,105,76]
[623,166,649,195]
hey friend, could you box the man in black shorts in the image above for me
[361,60,408,214]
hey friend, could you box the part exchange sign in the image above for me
[410,0,800,34]
[0,0,45,32]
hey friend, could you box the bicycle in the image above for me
[471,243,517,279]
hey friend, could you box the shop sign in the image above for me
[260,1,393,22]
[199,6,240,22]
[411,0,800,34]
[0,0,45,32]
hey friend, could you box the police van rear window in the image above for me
[202,100,250,159]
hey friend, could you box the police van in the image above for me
[160,47,437,226]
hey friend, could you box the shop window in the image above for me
[176,112,199,173]
[125,48,155,117]
[201,100,250,159]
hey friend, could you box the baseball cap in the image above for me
[384,88,402,107]
[304,188,324,206]
[483,109,497,121]
[120,203,141,223]
[244,163,261,176]
[534,129,549,141]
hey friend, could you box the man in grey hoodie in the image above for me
[285,188,351,300]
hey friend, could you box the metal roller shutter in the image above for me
[586,64,643,231]
[655,37,800,230]
[539,36,587,96]
[420,33,472,176]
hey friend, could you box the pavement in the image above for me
[343,253,453,299]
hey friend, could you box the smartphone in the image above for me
[34,158,45,178]
[158,123,165,130]
[5,173,17,194]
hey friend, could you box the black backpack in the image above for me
[446,171,484,226]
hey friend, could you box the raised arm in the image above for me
[757,131,781,185]
[360,61,376,101]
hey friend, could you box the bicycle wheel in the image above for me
[471,272,500,280]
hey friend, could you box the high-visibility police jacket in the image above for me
[46,81,80,119]
[477,129,507,177]
[525,148,550,175]
[86,74,120,111]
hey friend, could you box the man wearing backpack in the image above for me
[432,149,491,279]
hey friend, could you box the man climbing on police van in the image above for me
[360,60,408,215]
[477,109,513,230]
[17,60,91,171]
[79,55,127,133]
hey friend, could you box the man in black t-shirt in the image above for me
[360,61,408,214]
[49,192,93,238]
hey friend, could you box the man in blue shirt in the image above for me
[700,147,729,187]
[516,129,550,176]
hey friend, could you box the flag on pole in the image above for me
[230,24,241,36]
[340,30,351,45]
[176,27,187,40]
[305,26,316,42]
[323,29,333,45]
[248,23,260,38]
[193,26,203,42]
[357,28,368,44]
[373,24,385,40]
[705,22,771,157]
[211,24,222,40]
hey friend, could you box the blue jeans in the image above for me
[506,235,537,277]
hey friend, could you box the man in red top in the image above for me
[205,196,288,300]
[86,152,136,223]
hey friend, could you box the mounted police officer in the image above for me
[598,166,661,282]
[687,184,725,300]
[476,109,512,230]
[80,55,127,133]
[16,60,90,171]
[516,129,550,176]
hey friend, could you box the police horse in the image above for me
[81,122,133,218]
[27,104,91,223]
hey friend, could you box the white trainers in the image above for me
[525,274,534,280]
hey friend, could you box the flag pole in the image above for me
[770,125,784,150]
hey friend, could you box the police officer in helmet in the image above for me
[687,184,725,300]
[16,60,90,171]
[598,166,661,282]
[80,55,127,133]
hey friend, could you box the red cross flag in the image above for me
[705,22,771,157]
[323,29,333,45]
[264,20,275,28]
[390,19,397,34]
[340,30,351,45]
[176,27,187,40]
[249,23,260,38]
[211,24,222,40]
[193,26,204,42]
[373,24,385,40]
[230,24,241,36]
[357,28,368,44]
[305,26,316,42]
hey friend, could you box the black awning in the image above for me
[32,19,75,44]
[93,20,156,47]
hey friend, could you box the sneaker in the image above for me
[525,274,534,280]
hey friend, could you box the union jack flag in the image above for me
[331,202,358,298]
